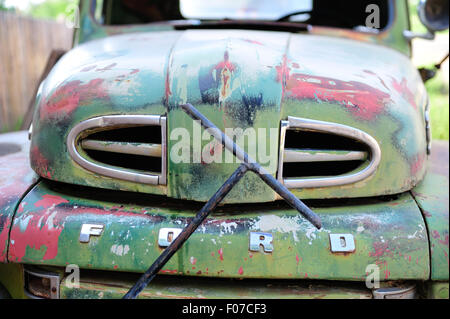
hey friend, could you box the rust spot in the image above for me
[218,248,224,261]
[81,65,97,72]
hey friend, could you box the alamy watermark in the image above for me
[169,120,279,174]
[366,4,381,29]
[65,264,80,289]
[365,264,380,289]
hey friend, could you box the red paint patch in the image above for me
[410,153,425,176]
[0,218,12,261]
[439,235,449,246]
[160,269,178,274]
[391,77,417,110]
[423,210,432,218]
[17,202,26,213]
[285,73,390,120]
[34,195,68,209]
[96,63,117,72]
[369,241,390,258]
[9,209,63,261]
[218,248,224,261]
[238,266,244,275]
[432,230,441,239]
[81,65,97,72]
[41,79,108,120]
[30,147,53,179]
[242,39,264,46]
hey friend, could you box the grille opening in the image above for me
[86,125,161,144]
[285,129,367,151]
[281,125,373,181]
[68,115,166,185]
[85,149,162,173]
[283,160,365,178]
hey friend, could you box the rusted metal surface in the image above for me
[61,273,373,299]
[0,131,39,263]
[411,141,449,281]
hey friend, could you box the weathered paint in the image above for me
[0,132,39,263]
[60,273,373,299]
[2,0,444,300]
[411,141,449,281]
[31,27,427,203]
[9,180,429,281]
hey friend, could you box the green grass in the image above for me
[427,75,449,140]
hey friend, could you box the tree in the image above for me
[0,0,9,11]
[27,0,77,20]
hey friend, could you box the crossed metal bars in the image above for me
[123,103,321,299]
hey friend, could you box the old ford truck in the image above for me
[0,0,448,299]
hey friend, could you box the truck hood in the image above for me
[31,29,428,203]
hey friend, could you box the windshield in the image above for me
[180,0,312,21]
[98,0,391,31]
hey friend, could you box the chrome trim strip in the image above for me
[278,117,381,188]
[424,96,431,155]
[372,285,416,299]
[284,149,368,163]
[159,116,167,185]
[277,120,289,183]
[81,140,162,157]
[67,115,165,185]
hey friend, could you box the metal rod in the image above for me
[123,164,248,299]
[124,103,321,299]
[248,162,321,229]
[180,103,321,229]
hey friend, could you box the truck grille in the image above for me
[67,115,166,185]
[277,117,381,188]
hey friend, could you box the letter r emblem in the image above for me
[249,232,273,252]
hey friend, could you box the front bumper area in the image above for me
[7,180,429,281]
[60,270,374,299]
[3,264,446,299]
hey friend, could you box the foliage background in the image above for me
[1,0,449,139]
